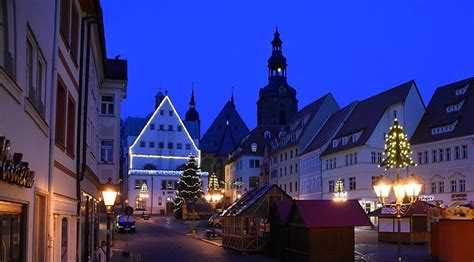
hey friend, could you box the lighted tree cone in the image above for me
[379,118,416,170]
[207,173,220,194]
[173,155,203,219]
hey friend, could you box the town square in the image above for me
[0,1,474,261]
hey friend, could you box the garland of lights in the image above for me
[379,118,416,170]
[173,155,204,213]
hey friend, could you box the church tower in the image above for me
[184,86,201,146]
[257,28,298,126]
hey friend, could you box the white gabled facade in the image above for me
[321,83,425,214]
[126,95,208,214]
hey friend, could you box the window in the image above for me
[333,158,337,168]
[249,176,259,188]
[168,125,173,131]
[451,180,457,192]
[0,0,16,76]
[280,154,283,162]
[345,154,349,166]
[289,182,293,192]
[377,152,382,164]
[66,95,76,156]
[431,120,458,135]
[60,0,79,62]
[70,2,79,61]
[139,141,145,147]
[168,143,173,149]
[418,152,422,165]
[149,142,155,148]
[459,180,465,192]
[26,33,46,116]
[264,131,271,139]
[329,180,335,193]
[284,166,287,175]
[424,151,429,164]
[289,165,293,174]
[371,152,376,163]
[177,126,182,132]
[446,148,451,161]
[342,137,348,145]
[295,181,298,191]
[160,110,164,115]
[100,140,113,163]
[332,140,338,148]
[185,144,191,150]
[250,143,257,152]
[462,145,468,159]
[295,163,298,173]
[55,79,67,146]
[352,133,360,142]
[431,182,436,194]
[34,194,47,261]
[455,85,468,96]
[279,168,282,177]
[60,0,71,41]
[100,95,114,116]
[432,150,437,163]
[439,149,444,162]
[61,217,69,262]
[354,153,358,164]
[158,142,164,149]
[169,110,173,116]
[285,152,287,160]
[159,124,164,130]
[135,179,147,189]
[177,143,182,149]
[349,177,356,190]
[439,181,444,193]
[150,124,155,130]
[455,146,460,160]
[284,184,287,192]
[446,100,465,113]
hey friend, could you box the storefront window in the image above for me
[61,217,68,262]
[0,202,23,262]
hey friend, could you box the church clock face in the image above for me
[279,86,286,93]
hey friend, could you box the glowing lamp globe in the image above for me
[404,174,423,203]
[393,175,406,204]
[101,178,118,212]
[372,175,392,204]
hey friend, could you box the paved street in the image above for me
[111,218,274,262]
[111,216,430,262]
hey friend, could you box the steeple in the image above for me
[230,87,235,108]
[155,88,165,109]
[185,84,200,122]
[189,84,196,108]
[184,84,201,145]
[268,26,287,79]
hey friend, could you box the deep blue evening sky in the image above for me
[102,1,474,132]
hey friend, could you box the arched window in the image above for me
[250,143,258,152]
[264,131,271,140]
[279,103,286,125]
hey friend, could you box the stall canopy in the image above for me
[289,200,373,227]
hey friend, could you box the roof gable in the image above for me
[130,96,200,154]
[411,77,474,144]
[322,80,415,156]
[201,101,249,155]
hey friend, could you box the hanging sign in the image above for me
[0,137,35,188]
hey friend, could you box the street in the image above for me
[111,218,275,262]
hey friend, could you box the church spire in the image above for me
[231,86,235,108]
[268,27,287,79]
[189,83,196,108]
[185,84,200,122]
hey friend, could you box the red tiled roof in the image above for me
[292,200,372,228]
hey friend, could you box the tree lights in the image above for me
[379,118,416,170]
[174,155,204,218]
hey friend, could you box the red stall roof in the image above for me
[291,200,372,228]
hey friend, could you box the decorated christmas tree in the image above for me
[379,116,416,170]
[174,155,203,219]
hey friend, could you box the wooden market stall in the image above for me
[284,200,372,262]
[268,200,292,258]
[182,198,214,220]
[368,201,435,244]
[221,185,291,252]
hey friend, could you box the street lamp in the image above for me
[372,174,422,261]
[101,178,118,262]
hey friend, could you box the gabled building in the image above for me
[126,95,208,214]
[320,81,425,212]
[201,96,249,184]
[298,102,357,200]
[411,77,474,207]
[268,93,340,198]
[225,126,281,201]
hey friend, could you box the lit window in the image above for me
[431,120,458,135]
[250,143,258,152]
[455,85,468,96]
[100,140,113,163]
[100,95,114,116]
[446,100,465,113]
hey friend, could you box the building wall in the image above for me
[225,155,263,201]
[299,150,323,199]
[412,136,473,206]
[269,145,300,198]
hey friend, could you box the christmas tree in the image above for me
[379,117,416,170]
[174,155,203,219]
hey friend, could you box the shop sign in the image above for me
[451,193,467,201]
[0,137,35,188]
[418,195,434,201]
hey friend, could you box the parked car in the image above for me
[115,215,136,233]
[208,212,222,228]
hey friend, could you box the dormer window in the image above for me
[431,120,458,135]
[352,132,361,143]
[251,143,258,152]
[332,140,338,148]
[455,85,468,96]
[446,100,464,113]
[264,131,271,139]
[342,137,348,145]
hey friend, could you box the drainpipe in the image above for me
[47,0,60,261]
[76,15,98,261]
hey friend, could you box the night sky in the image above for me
[102,1,474,133]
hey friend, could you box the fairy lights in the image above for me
[379,118,416,170]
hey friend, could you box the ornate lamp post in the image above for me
[101,178,118,262]
[372,116,422,261]
[206,173,223,207]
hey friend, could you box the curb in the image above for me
[200,238,223,247]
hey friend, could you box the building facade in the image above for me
[411,78,474,207]
[320,81,425,213]
[126,95,208,214]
